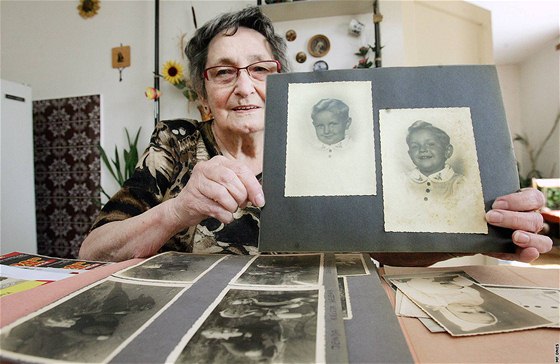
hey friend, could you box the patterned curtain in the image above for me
[33,95,101,258]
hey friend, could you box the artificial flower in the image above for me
[162,60,185,85]
[353,45,374,69]
[145,87,161,100]
[158,60,198,102]
[77,0,100,19]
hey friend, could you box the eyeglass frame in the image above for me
[203,60,282,85]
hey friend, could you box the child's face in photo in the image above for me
[312,110,350,145]
[407,129,451,175]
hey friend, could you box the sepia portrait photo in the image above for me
[379,107,487,233]
[284,81,376,197]
[388,273,552,336]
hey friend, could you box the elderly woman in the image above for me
[79,7,551,265]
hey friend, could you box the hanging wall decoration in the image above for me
[285,29,297,42]
[112,44,131,82]
[308,34,330,58]
[77,0,100,19]
[296,52,307,63]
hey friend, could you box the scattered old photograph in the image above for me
[169,287,323,364]
[234,254,322,287]
[113,252,225,284]
[334,254,369,277]
[484,285,560,328]
[0,277,185,363]
[338,277,352,320]
[284,81,376,197]
[388,273,552,336]
[379,107,487,234]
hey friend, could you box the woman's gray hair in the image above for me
[185,6,288,98]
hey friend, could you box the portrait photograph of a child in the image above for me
[379,107,487,234]
[284,81,376,197]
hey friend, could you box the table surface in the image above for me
[1,260,558,363]
[381,265,559,363]
[542,209,560,224]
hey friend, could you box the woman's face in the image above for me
[407,129,452,175]
[202,27,274,137]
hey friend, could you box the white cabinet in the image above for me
[0,79,37,254]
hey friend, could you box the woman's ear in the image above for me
[198,97,213,121]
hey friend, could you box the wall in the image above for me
[1,0,495,199]
[0,0,251,198]
[497,38,560,180]
[519,37,560,179]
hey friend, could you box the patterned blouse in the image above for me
[90,119,261,255]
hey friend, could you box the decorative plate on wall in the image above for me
[286,29,297,42]
[308,34,330,58]
[313,60,328,71]
[296,51,307,63]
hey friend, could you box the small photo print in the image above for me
[171,287,322,364]
[388,273,552,336]
[113,252,224,284]
[0,278,184,363]
[484,285,560,328]
[234,254,322,287]
[379,107,487,233]
[334,254,369,277]
[338,277,352,320]
[285,81,376,197]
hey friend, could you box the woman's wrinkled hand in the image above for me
[170,156,265,225]
[485,188,553,262]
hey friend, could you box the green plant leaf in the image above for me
[98,145,119,184]
[112,146,124,185]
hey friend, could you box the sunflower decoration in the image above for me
[160,60,198,102]
[77,0,100,19]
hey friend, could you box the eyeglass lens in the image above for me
[205,61,279,84]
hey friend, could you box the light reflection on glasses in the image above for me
[203,60,281,86]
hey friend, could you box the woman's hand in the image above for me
[485,188,553,262]
[170,156,265,226]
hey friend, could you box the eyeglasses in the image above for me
[203,60,281,86]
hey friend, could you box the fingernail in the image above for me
[514,231,530,245]
[486,210,503,223]
[492,199,508,209]
[255,193,265,207]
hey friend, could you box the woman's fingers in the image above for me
[485,209,545,234]
[491,188,546,212]
[175,156,264,224]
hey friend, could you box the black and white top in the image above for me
[90,119,261,255]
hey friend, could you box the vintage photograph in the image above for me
[334,254,369,277]
[234,254,322,287]
[284,81,376,197]
[113,252,225,283]
[338,277,352,320]
[379,107,487,234]
[388,273,552,336]
[307,34,330,57]
[171,287,322,363]
[484,285,560,328]
[0,277,184,363]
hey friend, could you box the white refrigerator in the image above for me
[0,79,37,254]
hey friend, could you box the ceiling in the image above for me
[466,1,559,64]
